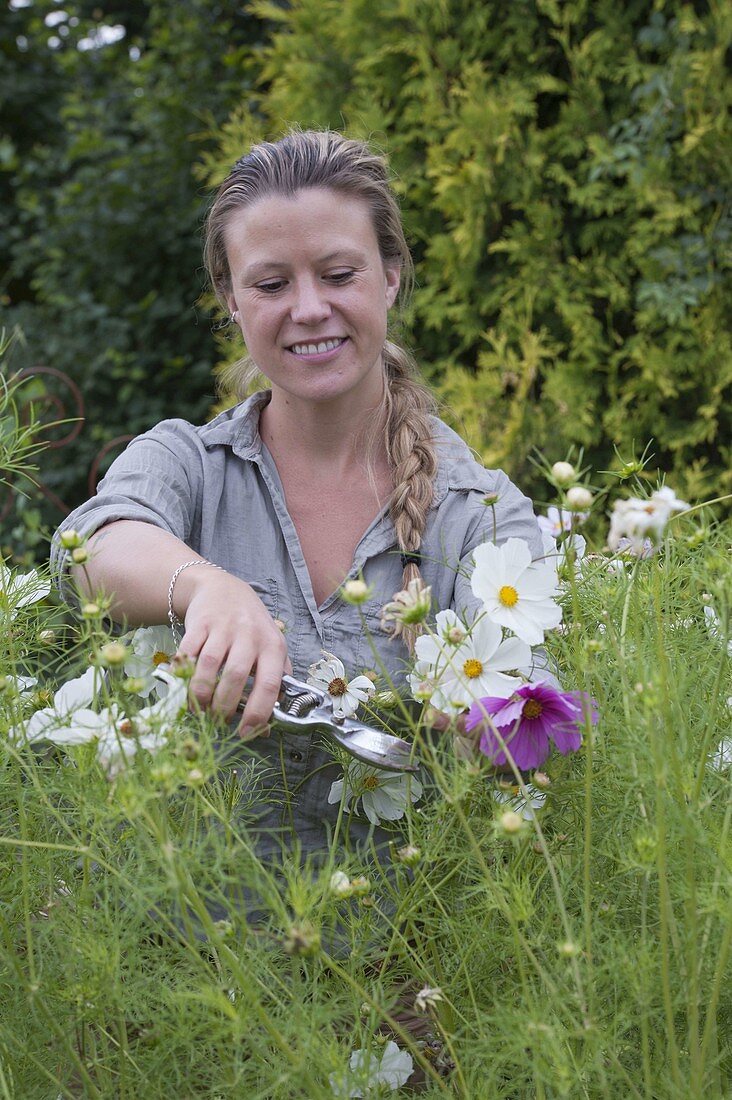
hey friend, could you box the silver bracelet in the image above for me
[167,559,223,645]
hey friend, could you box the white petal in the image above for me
[54,667,99,713]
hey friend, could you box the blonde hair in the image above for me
[203,130,437,650]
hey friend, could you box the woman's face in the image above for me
[225,187,400,409]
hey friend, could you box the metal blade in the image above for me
[324,722,418,773]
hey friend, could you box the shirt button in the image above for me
[289,750,303,763]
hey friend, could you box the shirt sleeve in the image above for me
[50,419,204,602]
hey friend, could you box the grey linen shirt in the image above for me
[52,390,545,870]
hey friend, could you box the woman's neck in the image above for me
[260,390,388,473]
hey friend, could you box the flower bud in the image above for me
[498,810,524,835]
[566,486,593,511]
[37,629,56,647]
[330,871,353,897]
[283,922,320,957]
[70,547,89,565]
[558,940,580,958]
[99,641,128,667]
[341,579,372,605]
[532,771,551,789]
[122,676,146,694]
[182,738,200,761]
[395,844,421,866]
[81,602,101,618]
[482,492,500,507]
[350,876,371,898]
[445,625,466,645]
[551,461,576,486]
[186,767,205,785]
[59,529,82,550]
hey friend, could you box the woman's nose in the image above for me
[289,278,331,324]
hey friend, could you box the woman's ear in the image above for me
[384,263,401,309]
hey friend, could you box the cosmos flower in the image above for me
[470,538,563,645]
[307,652,375,718]
[409,609,531,717]
[465,680,598,770]
[607,487,689,555]
[330,1040,414,1097]
[0,565,51,620]
[327,761,422,826]
[122,625,177,696]
[537,507,575,539]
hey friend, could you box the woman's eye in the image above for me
[326,270,355,284]
[256,280,286,294]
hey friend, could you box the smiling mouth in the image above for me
[287,337,347,356]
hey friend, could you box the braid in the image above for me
[382,340,438,653]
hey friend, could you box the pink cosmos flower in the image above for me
[464,680,598,770]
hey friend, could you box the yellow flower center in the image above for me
[152,651,171,667]
[498,584,519,607]
[523,699,543,719]
[328,677,348,697]
[463,658,483,679]
[363,775,379,791]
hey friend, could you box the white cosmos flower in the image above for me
[122,625,177,696]
[328,762,422,826]
[20,667,100,742]
[330,1040,414,1097]
[711,738,732,771]
[470,537,562,645]
[541,531,586,583]
[410,609,531,717]
[537,506,576,539]
[607,487,689,554]
[307,652,375,718]
[493,782,547,819]
[19,667,184,777]
[0,564,51,619]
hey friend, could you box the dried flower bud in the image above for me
[381,577,432,630]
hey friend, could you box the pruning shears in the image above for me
[239,674,418,773]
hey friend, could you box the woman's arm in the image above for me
[75,520,289,737]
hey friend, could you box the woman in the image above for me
[51,130,543,864]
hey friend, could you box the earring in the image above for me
[230,310,239,325]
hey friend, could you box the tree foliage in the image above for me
[204,0,731,502]
[0,0,262,543]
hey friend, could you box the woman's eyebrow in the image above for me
[241,248,368,281]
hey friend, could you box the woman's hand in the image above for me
[175,568,291,739]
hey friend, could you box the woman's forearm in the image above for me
[71,520,208,626]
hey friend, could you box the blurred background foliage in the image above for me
[1,0,730,560]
